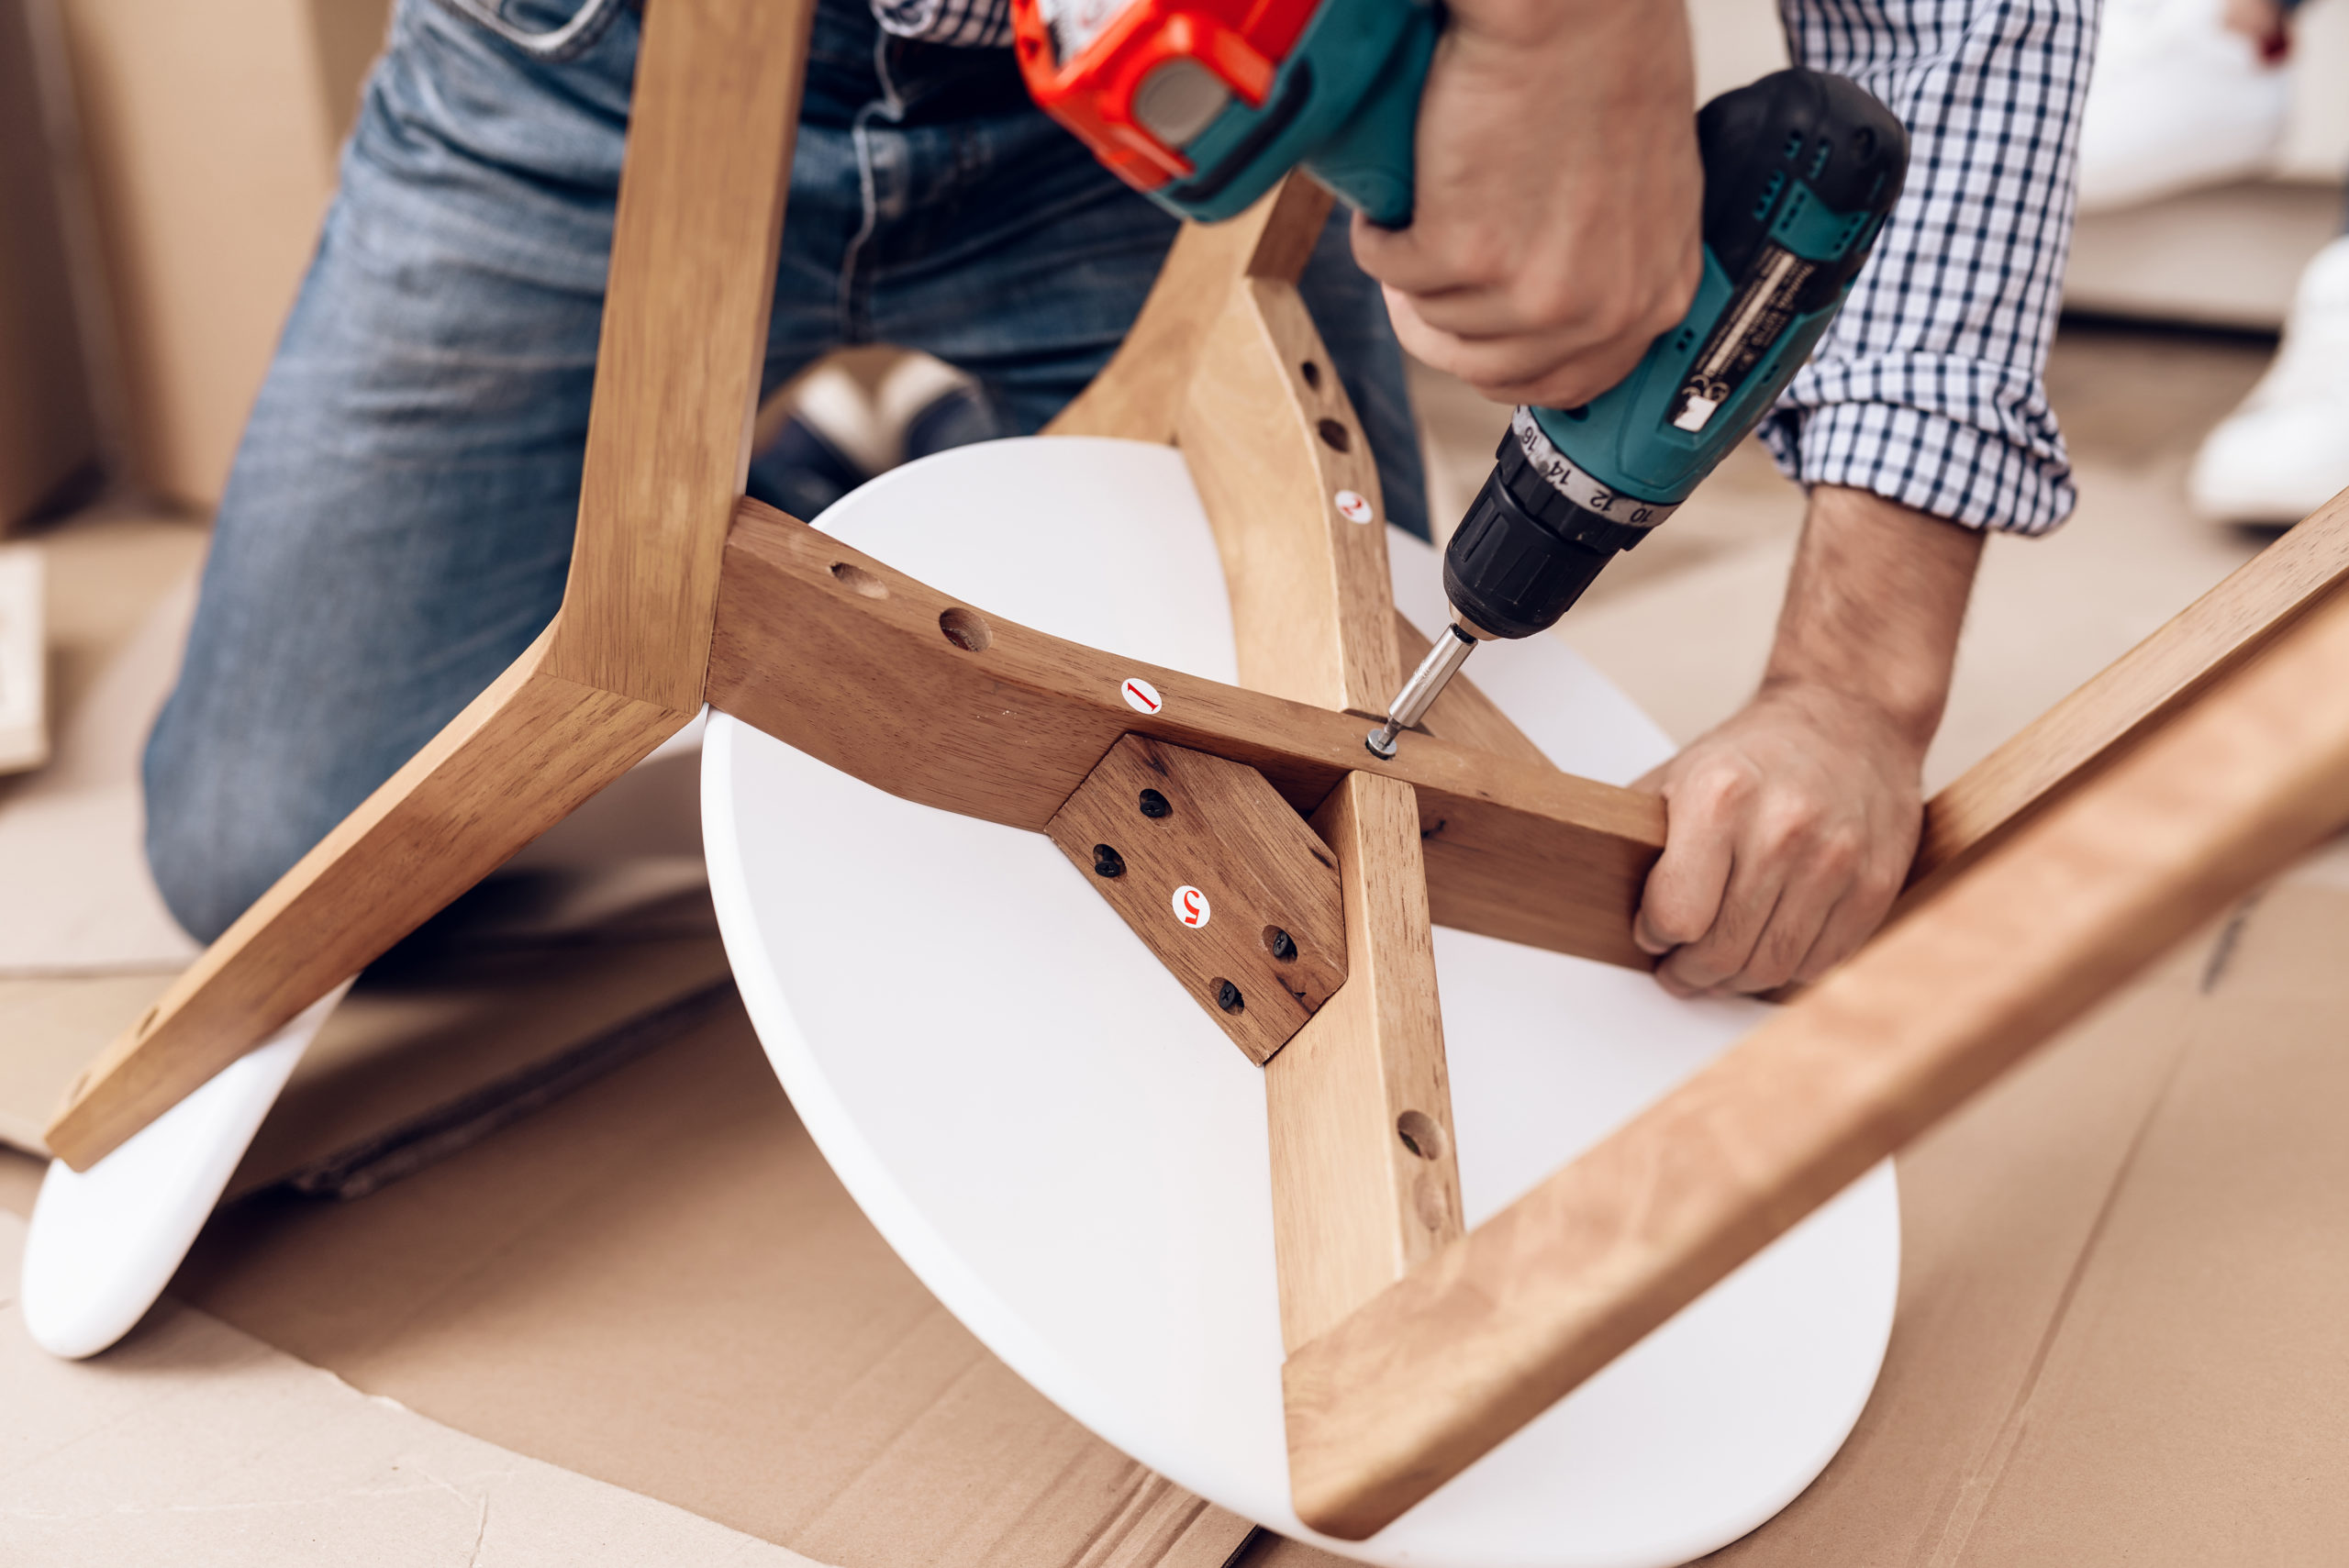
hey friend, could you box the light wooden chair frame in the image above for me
[47,0,2349,1540]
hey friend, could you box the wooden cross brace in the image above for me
[44,0,2349,1540]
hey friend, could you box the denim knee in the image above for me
[140,702,326,944]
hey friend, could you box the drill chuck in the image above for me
[1442,411,1673,642]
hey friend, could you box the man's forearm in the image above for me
[1763,484,1984,755]
[1631,484,1982,995]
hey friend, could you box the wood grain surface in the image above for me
[1280,558,2349,1541]
[1044,178,1334,444]
[706,501,1664,968]
[1048,735,1347,1065]
[1913,487,2349,895]
[1266,772,1463,1352]
[47,629,690,1168]
[541,0,814,708]
[1177,279,1401,714]
[50,0,806,1162]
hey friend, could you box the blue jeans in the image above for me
[144,0,1425,942]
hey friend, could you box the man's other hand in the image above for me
[1352,0,1704,410]
[1631,487,1986,997]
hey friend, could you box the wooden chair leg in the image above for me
[1282,527,2349,1540]
[46,630,691,1168]
[1100,174,1472,1447]
[1913,486,2349,896]
[1180,275,1401,716]
[45,0,815,1166]
[1044,178,1334,445]
[1267,771,1463,1352]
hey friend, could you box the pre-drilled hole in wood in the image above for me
[829,562,887,598]
[939,606,993,652]
[1299,360,1322,390]
[1137,788,1171,819]
[1263,926,1297,962]
[1214,979,1245,1014]
[1092,844,1126,878]
[1316,417,1351,453]
[1397,1109,1446,1162]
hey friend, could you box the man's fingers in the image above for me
[1790,857,1908,984]
[1382,302,1625,405]
[1632,768,1745,958]
[1646,782,1869,997]
[1716,817,1872,992]
[1654,862,1782,998]
[1382,288,1678,407]
[1719,862,1847,995]
[1348,214,1493,297]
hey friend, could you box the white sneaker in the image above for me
[2189,236,2349,524]
[2077,0,2289,213]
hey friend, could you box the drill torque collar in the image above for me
[1505,407,1679,547]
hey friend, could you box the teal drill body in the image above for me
[1133,0,1909,657]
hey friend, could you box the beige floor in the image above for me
[0,1206,822,1566]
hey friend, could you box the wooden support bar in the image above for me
[541,0,814,709]
[1045,178,1334,444]
[706,501,1664,968]
[1177,278,1400,714]
[1912,488,2349,895]
[1048,734,1348,1065]
[47,629,690,1168]
[1266,772,1464,1351]
[1279,552,2349,1541]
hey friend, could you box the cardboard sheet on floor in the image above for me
[0,1209,828,1566]
[0,912,734,1178]
[0,569,198,973]
[9,873,2347,1565]
[161,994,1257,1568]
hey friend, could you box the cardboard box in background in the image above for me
[55,0,388,510]
[0,0,98,532]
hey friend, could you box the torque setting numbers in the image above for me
[1120,677,1163,714]
[1171,884,1210,929]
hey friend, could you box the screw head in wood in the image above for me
[1092,844,1126,878]
[1215,979,1244,1014]
[1138,788,1171,818]
[1264,927,1297,962]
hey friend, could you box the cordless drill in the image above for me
[1013,0,1909,756]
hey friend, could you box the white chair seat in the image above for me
[703,436,1897,1567]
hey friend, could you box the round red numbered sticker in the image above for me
[1333,489,1374,525]
[1120,676,1163,715]
[1170,884,1211,929]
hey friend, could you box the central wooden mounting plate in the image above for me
[1048,733,1347,1063]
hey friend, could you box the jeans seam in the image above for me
[839,32,909,341]
[427,0,622,62]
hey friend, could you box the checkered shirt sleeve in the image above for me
[869,0,2091,530]
[872,0,1015,47]
[1761,0,2095,534]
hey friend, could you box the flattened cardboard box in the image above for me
[54,0,389,506]
[10,875,2331,1568]
[0,0,97,528]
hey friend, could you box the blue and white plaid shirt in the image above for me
[874,0,2091,535]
